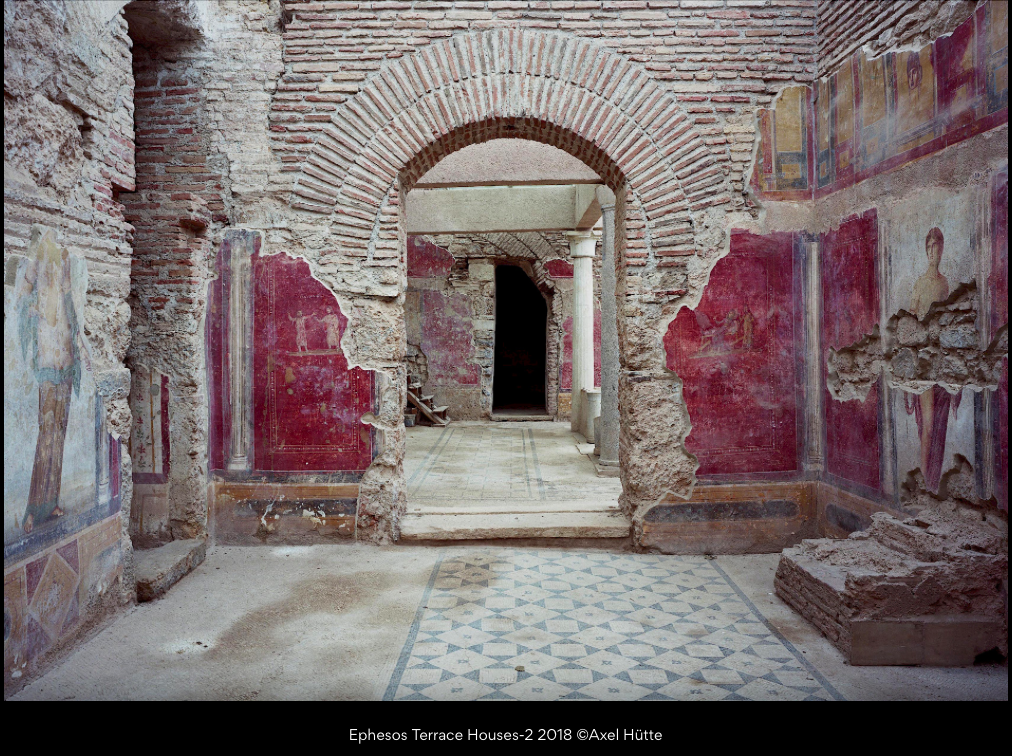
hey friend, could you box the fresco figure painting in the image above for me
[905,228,955,493]
[16,227,89,535]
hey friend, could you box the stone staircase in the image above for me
[407,376,449,427]
[134,539,206,603]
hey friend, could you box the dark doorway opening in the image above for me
[494,266,548,412]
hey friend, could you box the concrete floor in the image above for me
[13,545,1007,701]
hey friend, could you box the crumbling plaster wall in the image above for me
[121,0,286,545]
[818,0,987,75]
[4,0,136,697]
[3,0,291,695]
[741,0,1008,526]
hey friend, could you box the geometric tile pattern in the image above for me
[385,552,844,701]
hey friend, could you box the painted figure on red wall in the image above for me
[17,228,90,534]
[905,228,954,492]
[322,308,342,350]
[252,253,374,473]
[667,231,800,477]
[289,311,309,353]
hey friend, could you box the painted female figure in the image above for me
[17,227,89,534]
[905,227,955,492]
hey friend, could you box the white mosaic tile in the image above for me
[385,551,844,702]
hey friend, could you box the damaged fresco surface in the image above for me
[665,231,802,479]
[884,184,981,498]
[252,254,375,473]
[405,235,585,422]
[208,236,376,475]
[4,228,123,689]
[756,2,1008,202]
[822,211,882,495]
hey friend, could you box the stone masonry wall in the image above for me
[277,1,823,538]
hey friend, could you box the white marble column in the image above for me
[596,189,620,466]
[567,230,600,437]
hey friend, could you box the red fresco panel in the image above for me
[545,260,574,279]
[206,236,234,473]
[822,211,881,493]
[252,253,374,472]
[665,231,800,477]
[992,169,1008,511]
[561,311,602,392]
[420,289,481,387]
[407,237,454,278]
[936,11,982,132]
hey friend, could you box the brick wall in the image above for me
[276,1,820,261]
[818,0,981,75]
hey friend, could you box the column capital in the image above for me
[566,230,601,258]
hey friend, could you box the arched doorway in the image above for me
[287,29,727,543]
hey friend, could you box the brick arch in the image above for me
[290,29,723,260]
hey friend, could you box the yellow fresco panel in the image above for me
[860,54,888,126]
[817,78,832,151]
[776,86,805,153]
[836,59,855,144]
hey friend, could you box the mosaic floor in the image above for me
[385,551,844,701]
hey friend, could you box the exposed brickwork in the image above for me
[119,1,285,543]
[818,0,981,75]
[277,1,820,254]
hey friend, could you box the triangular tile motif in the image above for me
[385,552,844,702]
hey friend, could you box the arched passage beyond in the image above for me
[287,30,727,542]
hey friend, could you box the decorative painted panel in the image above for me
[884,184,981,496]
[665,231,802,478]
[822,211,881,494]
[407,236,454,279]
[419,289,481,388]
[753,85,813,199]
[129,370,170,485]
[757,3,1008,202]
[4,228,121,567]
[209,235,375,475]
[252,253,374,473]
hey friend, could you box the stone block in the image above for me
[134,539,207,603]
[776,505,1008,667]
[850,618,1005,667]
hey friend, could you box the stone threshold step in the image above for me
[134,539,206,603]
[408,500,621,515]
[400,512,631,541]
[491,414,554,422]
